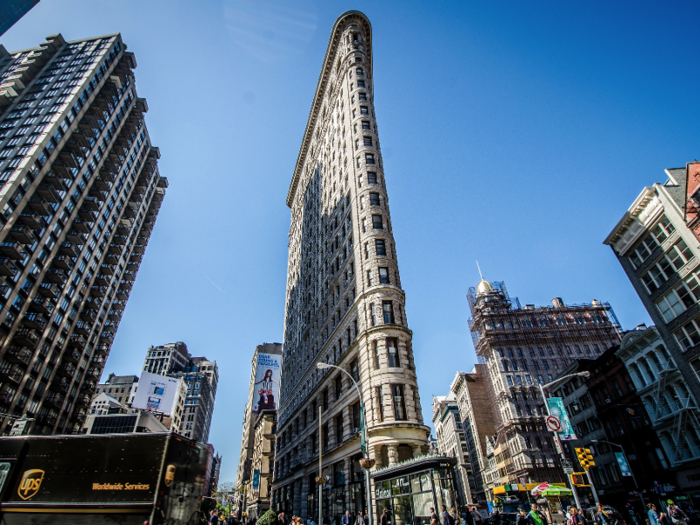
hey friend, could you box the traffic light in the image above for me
[575,447,595,471]
[570,472,590,487]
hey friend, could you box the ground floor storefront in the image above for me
[371,456,460,525]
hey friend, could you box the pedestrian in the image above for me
[343,511,352,525]
[451,507,460,525]
[211,509,220,525]
[667,501,689,525]
[528,504,546,525]
[279,513,287,525]
[381,510,390,525]
[516,508,529,525]
[594,504,609,525]
[648,504,666,525]
[431,508,439,525]
[364,510,370,525]
[470,508,483,525]
[442,505,454,525]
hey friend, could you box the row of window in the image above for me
[628,215,675,269]
[640,239,694,293]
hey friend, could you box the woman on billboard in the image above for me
[255,369,278,412]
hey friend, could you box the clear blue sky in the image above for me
[4,0,698,482]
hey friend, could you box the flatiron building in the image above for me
[0,33,166,436]
[273,11,429,518]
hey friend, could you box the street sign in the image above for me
[9,420,27,436]
[563,467,574,474]
[562,459,573,468]
[546,415,562,432]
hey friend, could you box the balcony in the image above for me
[72,218,91,233]
[70,408,88,421]
[111,235,126,246]
[28,295,55,314]
[115,290,128,301]
[38,282,60,298]
[55,363,77,378]
[94,343,109,356]
[10,224,37,244]
[43,173,67,192]
[122,271,135,282]
[108,244,122,255]
[99,168,115,182]
[82,196,100,211]
[28,197,51,216]
[0,365,23,384]
[75,394,91,407]
[18,212,46,230]
[80,381,96,393]
[63,349,82,363]
[88,189,107,202]
[99,264,115,276]
[86,367,100,381]
[103,255,119,266]
[68,335,87,350]
[91,355,106,367]
[74,320,92,335]
[72,132,90,149]
[0,241,25,260]
[92,177,110,191]
[108,311,120,321]
[83,298,100,309]
[130,253,142,264]
[57,151,78,169]
[37,184,60,203]
[52,254,75,270]
[80,309,97,322]
[13,327,41,348]
[22,312,48,330]
[122,207,136,219]
[66,231,87,245]
[51,378,70,393]
[0,258,17,276]
[59,243,80,258]
[118,281,132,292]
[131,245,144,254]
[45,268,68,283]
[99,332,114,344]
[94,275,109,287]
[5,346,33,366]
[44,394,64,409]
[90,286,106,298]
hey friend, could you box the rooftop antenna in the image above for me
[476,260,484,281]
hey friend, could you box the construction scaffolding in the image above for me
[466,281,623,486]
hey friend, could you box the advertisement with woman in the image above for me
[252,353,282,414]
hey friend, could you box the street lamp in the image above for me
[539,371,591,509]
[591,439,644,507]
[317,362,374,525]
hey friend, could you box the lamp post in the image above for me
[317,362,374,525]
[591,439,644,508]
[539,371,591,509]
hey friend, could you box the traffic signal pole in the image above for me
[539,383,582,510]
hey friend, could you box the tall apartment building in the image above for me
[236,343,282,505]
[94,372,138,406]
[0,1,40,36]
[140,342,218,443]
[467,280,621,493]
[450,368,496,505]
[0,34,166,436]
[432,394,473,506]
[273,11,429,518]
[604,164,700,470]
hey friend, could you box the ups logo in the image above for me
[18,469,44,500]
[164,465,175,487]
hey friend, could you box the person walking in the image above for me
[343,511,352,525]
[431,508,439,525]
[363,510,370,525]
[594,504,610,525]
[528,504,547,525]
[648,504,665,525]
[667,501,689,525]
[356,513,364,525]
[380,510,390,525]
[451,507,460,525]
[516,508,529,525]
[470,508,483,525]
[442,505,455,525]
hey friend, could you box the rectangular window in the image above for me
[379,267,390,284]
[370,304,376,326]
[375,239,386,256]
[382,301,394,324]
[674,317,700,351]
[387,338,400,367]
[360,106,368,115]
[370,192,380,206]
[365,153,375,164]
[364,242,369,259]
[376,386,384,421]
[367,270,373,286]
[392,384,406,420]
[358,80,365,87]
[362,120,370,130]
[372,215,383,229]
[335,374,343,399]
[363,136,372,146]
[359,92,367,101]
[367,172,377,184]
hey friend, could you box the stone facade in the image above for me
[432,393,473,506]
[273,11,429,519]
[246,410,277,521]
[467,279,621,494]
[451,368,496,504]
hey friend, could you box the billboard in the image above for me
[252,353,281,414]
[546,397,577,440]
[132,371,180,415]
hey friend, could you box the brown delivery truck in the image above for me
[0,432,209,524]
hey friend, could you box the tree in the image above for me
[257,509,278,525]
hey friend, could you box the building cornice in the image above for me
[286,11,372,208]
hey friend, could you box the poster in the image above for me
[615,452,632,477]
[546,397,577,440]
[252,353,282,414]
[132,371,181,415]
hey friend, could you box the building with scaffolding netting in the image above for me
[466,279,622,497]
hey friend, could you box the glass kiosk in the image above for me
[372,456,460,525]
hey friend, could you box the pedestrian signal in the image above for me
[570,472,590,487]
[575,447,595,471]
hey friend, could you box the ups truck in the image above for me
[0,432,210,524]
